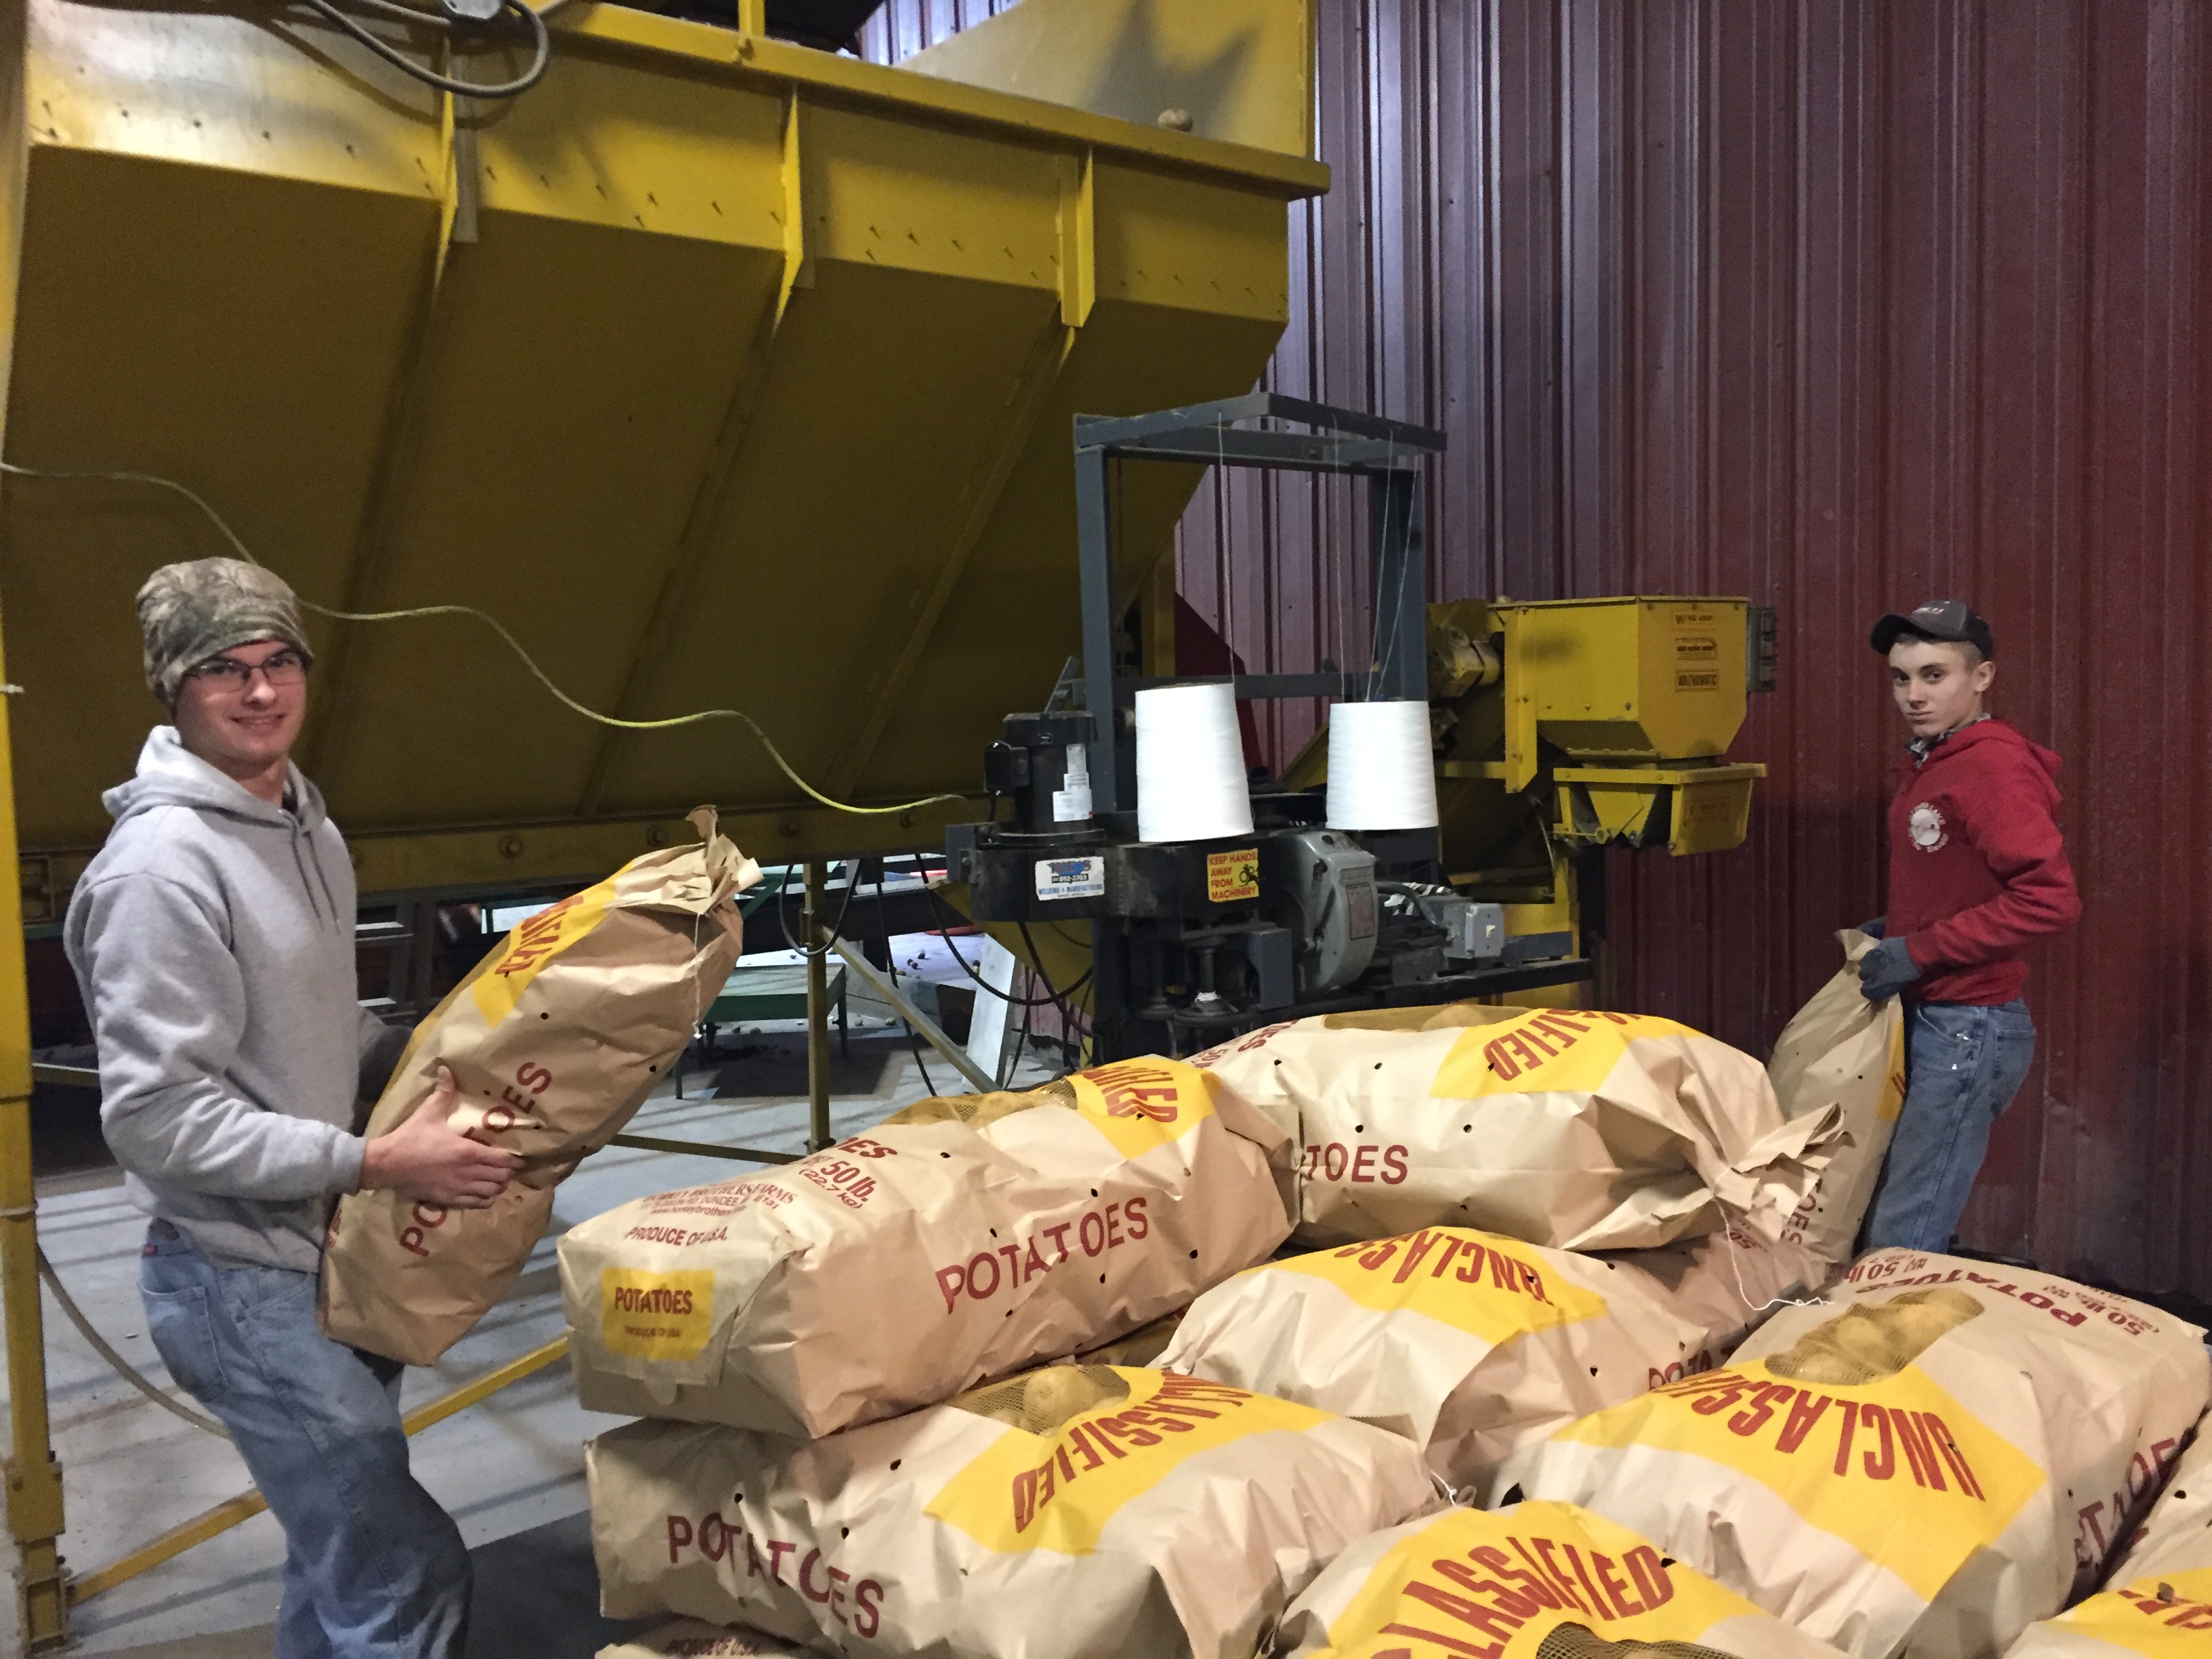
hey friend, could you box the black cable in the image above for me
[296,0,552,98]
[1015,919,1087,1012]
[922,888,1087,1008]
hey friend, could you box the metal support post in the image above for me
[1073,446,1122,813]
[802,860,832,1152]
[0,634,66,1647]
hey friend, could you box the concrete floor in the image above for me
[3,1012,1063,1656]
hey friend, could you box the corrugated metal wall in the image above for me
[870,2,2212,1299]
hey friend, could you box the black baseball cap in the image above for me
[1870,599,1995,659]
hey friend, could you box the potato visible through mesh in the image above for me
[1764,1288,1985,1386]
[1534,1631,1740,1659]
[886,1079,1079,1129]
[952,1365,1132,1435]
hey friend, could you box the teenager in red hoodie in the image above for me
[1856,600,2080,1252]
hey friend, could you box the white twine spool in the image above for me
[1135,682,1253,842]
[1326,699,1439,830]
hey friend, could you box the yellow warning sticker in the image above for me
[1206,848,1261,903]
[600,1269,713,1361]
[1066,1059,1216,1160]
[926,1369,1330,1555]
[1273,1227,1608,1346]
[1431,1008,1693,1097]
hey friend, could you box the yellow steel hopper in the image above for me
[0,0,1324,909]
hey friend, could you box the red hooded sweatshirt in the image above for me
[1887,718,2080,1005]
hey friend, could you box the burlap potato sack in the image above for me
[559,1059,1292,1437]
[587,1364,1440,1659]
[1195,1006,1837,1251]
[1768,930,1908,1263]
[1275,1500,1852,1659]
[321,809,757,1365]
[597,1620,806,1658]
[1497,1250,2212,1658]
[1999,1429,2212,1656]
[1159,1221,1826,1502]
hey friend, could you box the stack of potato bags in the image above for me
[1160,934,1900,1501]
[573,935,1995,1659]
[566,1057,1444,1656]
[1498,1250,2211,1657]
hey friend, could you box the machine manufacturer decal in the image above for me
[1036,856,1105,900]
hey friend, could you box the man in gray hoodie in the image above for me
[65,559,520,1658]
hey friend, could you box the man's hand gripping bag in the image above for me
[2001,1427,2212,1656]
[1275,1500,1851,1659]
[1769,930,1909,1265]
[321,810,757,1366]
[1496,1250,2212,1659]
[1159,1221,1826,1504]
[559,1060,1293,1437]
[1195,1006,1837,1252]
[586,1364,1440,1659]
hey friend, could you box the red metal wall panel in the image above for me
[872,3,2212,1298]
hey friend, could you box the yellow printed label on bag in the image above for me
[926,1369,1330,1555]
[1066,1059,1217,1160]
[1318,1502,1765,1658]
[1271,1227,1607,1346]
[601,1269,714,1361]
[1556,1296,2045,1602]
[1431,1009,1694,1097]
[2041,1569,2212,1654]
[472,873,619,1026]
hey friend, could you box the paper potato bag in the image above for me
[1275,1500,1852,1659]
[1769,928,1908,1263]
[1195,1005,1837,1251]
[587,1365,1439,1659]
[1160,1220,1828,1502]
[1498,1250,2212,1658]
[2001,1427,2212,1656]
[321,808,757,1365]
[560,1061,1292,1437]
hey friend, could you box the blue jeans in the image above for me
[1860,999,2036,1254]
[139,1223,470,1658]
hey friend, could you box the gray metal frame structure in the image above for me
[1072,394,1447,812]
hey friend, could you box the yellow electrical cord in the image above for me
[0,459,964,817]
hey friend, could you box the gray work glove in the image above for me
[1859,917,1886,940]
[1858,935,1919,1002]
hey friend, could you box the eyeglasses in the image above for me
[184,649,309,690]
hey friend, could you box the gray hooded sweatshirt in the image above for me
[64,728,408,1273]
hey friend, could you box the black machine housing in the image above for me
[945,397,1589,1061]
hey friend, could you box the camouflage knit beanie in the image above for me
[136,558,314,708]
